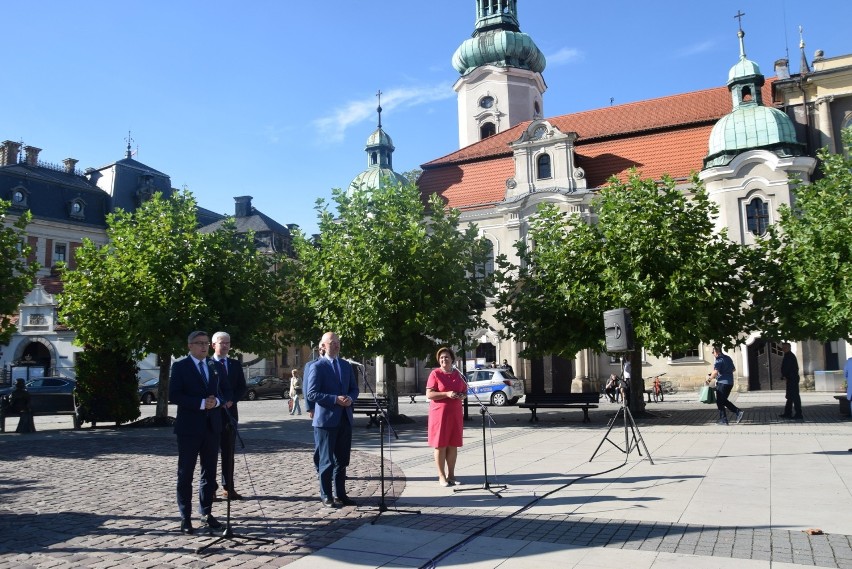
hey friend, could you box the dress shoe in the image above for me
[179,519,194,535]
[200,514,223,530]
[320,497,336,508]
[223,489,244,500]
[778,414,792,419]
[334,496,357,506]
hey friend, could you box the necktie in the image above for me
[198,360,208,385]
[333,359,342,388]
[220,358,228,375]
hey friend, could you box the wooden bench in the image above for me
[352,397,389,427]
[0,405,80,432]
[519,393,601,423]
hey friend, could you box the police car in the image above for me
[464,368,525,406]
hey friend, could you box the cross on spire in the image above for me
[734,10,746,31]
[376,90,383,129]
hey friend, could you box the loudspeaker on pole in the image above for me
[603,308,634,352]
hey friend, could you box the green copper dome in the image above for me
[348,168,408,196]
[453,29,545,75]
[347,100,408,196]
[452,1,545,76]
[704,27,804,168]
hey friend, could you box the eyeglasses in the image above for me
[191,341,210,346]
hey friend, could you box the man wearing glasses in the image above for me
[169,330,231,534]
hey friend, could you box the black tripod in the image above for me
[455,379,506,498]
[197,383,273,554]
[351,361,420,523]
[589,359,653,465]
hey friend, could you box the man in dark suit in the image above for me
[169,330,231,534]
[212,331,247,500]
[779,342,803,420]
[304,332,359,508]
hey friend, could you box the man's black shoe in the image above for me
[200,514,223,530]
[778,414,792,419]
[334,496,357,506]
[794,415,804,420]
[320,497,336,508]
[180,519,194,535]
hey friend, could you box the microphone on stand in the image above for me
[344,358,364,367]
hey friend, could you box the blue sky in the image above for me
[3,0,849,235]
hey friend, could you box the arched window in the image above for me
[480,122,496,140]
[370,151,378,165]
[746,197,770,235]
[536,154,552,179]
[474,240,494,281]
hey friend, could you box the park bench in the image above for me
[0,403,81,432]
[351,396,389,427]
[519,393,601,423]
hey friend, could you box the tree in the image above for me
[494,172,758,411]
[757,129,852,342]
[59,191,287,419]
[292,181,490,417]
[0,200,38,344]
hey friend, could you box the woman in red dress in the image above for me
[426,347,466,487]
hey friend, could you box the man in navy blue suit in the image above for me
[304,331,359,508]
[169,330,231,534]
[211,331,247,500]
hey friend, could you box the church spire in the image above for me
[799,26,811,74]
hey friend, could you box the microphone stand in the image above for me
[197,361,274,554]
[454,371,506,498]
[589,354,654,465]
[349,360,420,523]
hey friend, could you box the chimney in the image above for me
[234,195,253,217]
[774,58,790,80]
[23,145,42,166]
[63,158,78,174]
[1,140,21,166]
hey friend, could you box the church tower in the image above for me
[348,92,408,195]
[699,19,815,246]
[452,0,546,148]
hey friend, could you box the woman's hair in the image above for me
[436,347,455,363]
[291,369,298,376]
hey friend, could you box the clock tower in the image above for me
[452,0,547,148]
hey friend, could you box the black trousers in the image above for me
[783,380,802,417]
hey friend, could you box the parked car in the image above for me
[0,376,77,414]
[243,375,289,401]
[465,368,525,406]
[138,378,159,405]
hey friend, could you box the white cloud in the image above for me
[675,40,715,58]
[313,83,454,144]
[546,47,582,66]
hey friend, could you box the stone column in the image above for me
[816,95,835,154]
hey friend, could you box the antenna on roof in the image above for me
[125,130,135,159]
[376,90,383,129]
[610,97,614,106]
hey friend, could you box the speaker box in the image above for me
[603,308,634,352]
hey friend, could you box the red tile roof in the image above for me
[420,81,776,211]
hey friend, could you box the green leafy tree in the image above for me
[74,347,140,426]
[757,129,852,342]
[292,181,490,417]
[495,172,757,411]
[0,200,39,343]
[59,191,287,419]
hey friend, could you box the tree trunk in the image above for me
[155,354,171,419]
[384,362,400,419]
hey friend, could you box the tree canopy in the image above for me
[291,181,491,415]
[757,129,852,342]
[59,191,287,417]
[0,200,38,344]
[494,172,758,409]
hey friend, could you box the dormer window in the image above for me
[10,186,28,208]
[68,199,85,220]
[536,154,552,179]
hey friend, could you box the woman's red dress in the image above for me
[426,368,465,448]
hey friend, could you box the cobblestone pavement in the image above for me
[0,426,393,568]
[1,393,851,568]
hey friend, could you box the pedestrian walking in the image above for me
[708,345,743,425]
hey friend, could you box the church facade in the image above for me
[417,0,852,392]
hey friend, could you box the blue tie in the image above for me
[333,359,342,388]
[198,360,208,386]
